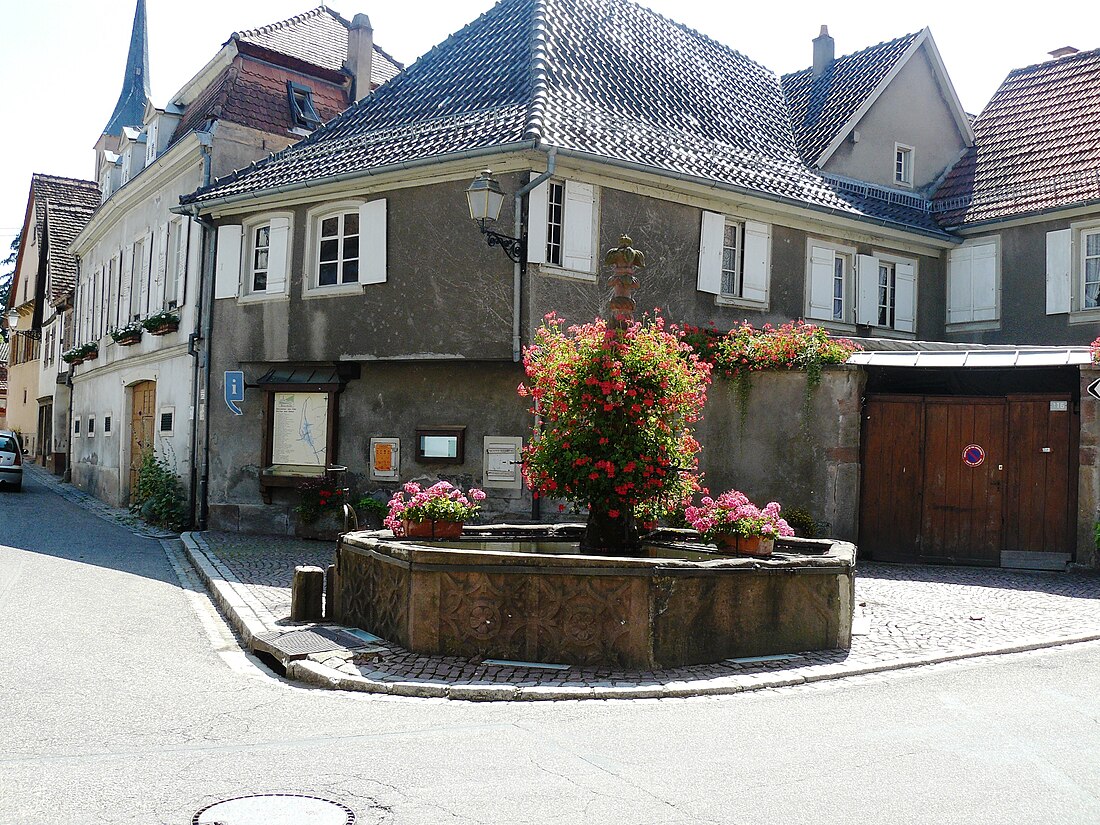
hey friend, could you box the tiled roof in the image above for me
[45,197,99,306]
[233,6,403,86]
[183,0,950,237]
[782,32,920,167]
[932,48,1100,226]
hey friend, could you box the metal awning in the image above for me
[255,366,342,385]
[848,347,1092,368]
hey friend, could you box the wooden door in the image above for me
[129,381,157,504]
[859,396,924,562]
[920,398,1005,565]
[1004,396,1074,560]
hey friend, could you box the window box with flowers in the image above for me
[62,342,99,366]
[293,475,349,540]
[109,321,144,347]
[384,481,485,538]
[142,310,180,336]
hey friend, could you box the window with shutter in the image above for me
[947,239,999,327]
[697,213,769,305]
[527,179,597,277]
[806,243,853,323]
[302,200,386,294]
[856,253,917,333]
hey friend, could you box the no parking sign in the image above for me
[962,444,985,468]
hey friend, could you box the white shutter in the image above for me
[808,246,836,320]
[359,199,387,285]
[697,211,725,295]
[855,254,879,326]
[526,180,549,265]
[947,246,973,323]
[265,217,290,294]
[971,242,998,321]
[214,224,243,299]
[142,232,154,316]
[155,224,168,310]
[562,181,595,272]
[1046,229,1073,315]
[894,261,916,333]
[119,248,132,323]
[173,221,188,305]
[741,220,770,303]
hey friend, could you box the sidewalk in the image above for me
[182,529,1100,701]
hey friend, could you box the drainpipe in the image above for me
[512,148,556,363]
[185,131,215,529]
[511,149,556,521]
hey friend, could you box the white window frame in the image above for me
[805,239,857,330]
[73,417,81,439]
[304,200,367,297]
[158,406,175,438]
[1064,220,1100,322]
[527,178,600,282]
[946,236,1001,332]
[240,212,293,302]
[87,415,96,439]
[866,250,918,337]
[894,143,914,187]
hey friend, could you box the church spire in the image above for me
[102,0,151,137]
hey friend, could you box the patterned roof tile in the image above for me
[782,32,920,167]
[932,48,1100,226]
[183,0,948,237]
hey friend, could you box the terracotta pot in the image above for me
[402,518,464,539]
[116,335,142,347]
[716,534,774,557]
[148,322,179,335]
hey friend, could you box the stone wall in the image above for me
[1078,367,1100,569]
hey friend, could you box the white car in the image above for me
[0,431,24,491]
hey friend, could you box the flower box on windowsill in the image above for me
[115,333,142,347]
[142,312,180,336]
[62,343,99,366]
[109,322,144,347]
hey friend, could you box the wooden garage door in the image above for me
[860,394,1075,567]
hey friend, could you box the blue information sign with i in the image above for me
[225,371,245,415]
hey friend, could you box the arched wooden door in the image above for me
[129,381,157,505]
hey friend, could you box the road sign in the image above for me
[1088,378,1100,401]
[962,443,985,468]
[225,370,245,415]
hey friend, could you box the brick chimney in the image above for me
[346,13,375,103]
[813,25,834,79]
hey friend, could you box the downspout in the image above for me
[512,148,556,521]
[185,131,214,529]
[511,148,556,363]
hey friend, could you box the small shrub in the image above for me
[784,507,818,539]
[130,448,186,531]
[294,476,348,524]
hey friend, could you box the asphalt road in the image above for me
[2,470,1099,824]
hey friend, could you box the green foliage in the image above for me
[784,507,819,539]
[0,232,20,343]
[130,448,186,531]
[356,494,390,524]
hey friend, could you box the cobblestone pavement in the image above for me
[23,464,176,539]
[188,529,1100,700]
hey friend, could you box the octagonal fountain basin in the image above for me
[332,524,855,670]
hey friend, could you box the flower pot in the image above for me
[716,534,774,557]
[116,335,142,347]
[148,322,179,336]
[402,518,464,539]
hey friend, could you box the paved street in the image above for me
[5,468,1100,824]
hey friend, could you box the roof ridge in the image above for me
[1004,45,1100,80]
[524,0,549,142]
[31,173,98,187]
[781,29,923,81]
[233,5,335,40]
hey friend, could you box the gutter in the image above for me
[175,141,540,214]
[940,195,1100,233]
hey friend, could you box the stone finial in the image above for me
[605,235,644,328]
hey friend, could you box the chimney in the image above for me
[1049,46,1079,59]
[346,13,375,103]
[813,25,834,79]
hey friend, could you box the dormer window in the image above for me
[894,144,914,187]
[288,81,321,130]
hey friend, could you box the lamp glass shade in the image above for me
[466,170,506,223]
[5,310,18,331]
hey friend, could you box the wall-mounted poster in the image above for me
[370,437,400,481]
[271,392,328,467]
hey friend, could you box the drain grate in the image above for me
[253,626,383,663]
[193,793,355,825]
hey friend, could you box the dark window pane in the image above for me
[255,226,270,247]
[321,217,339,237]
[342,260,359,283]
[344,236,359,261]
[320,239,339,262]
[253,271,267,292]
[319,262,338,286]
[344,212,359,236]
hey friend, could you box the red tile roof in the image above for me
[933,48,1100,226]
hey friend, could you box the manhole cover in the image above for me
[193,793,354,824]
[253,626,382,662]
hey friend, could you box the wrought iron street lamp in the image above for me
[6,309,19,331]
[465,169,524,262]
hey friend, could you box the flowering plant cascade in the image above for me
[1090,335,1100,364]
[684,320,858,381]
[384,481,485,535]
[684,489,794,544]
[519,313,710,553]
